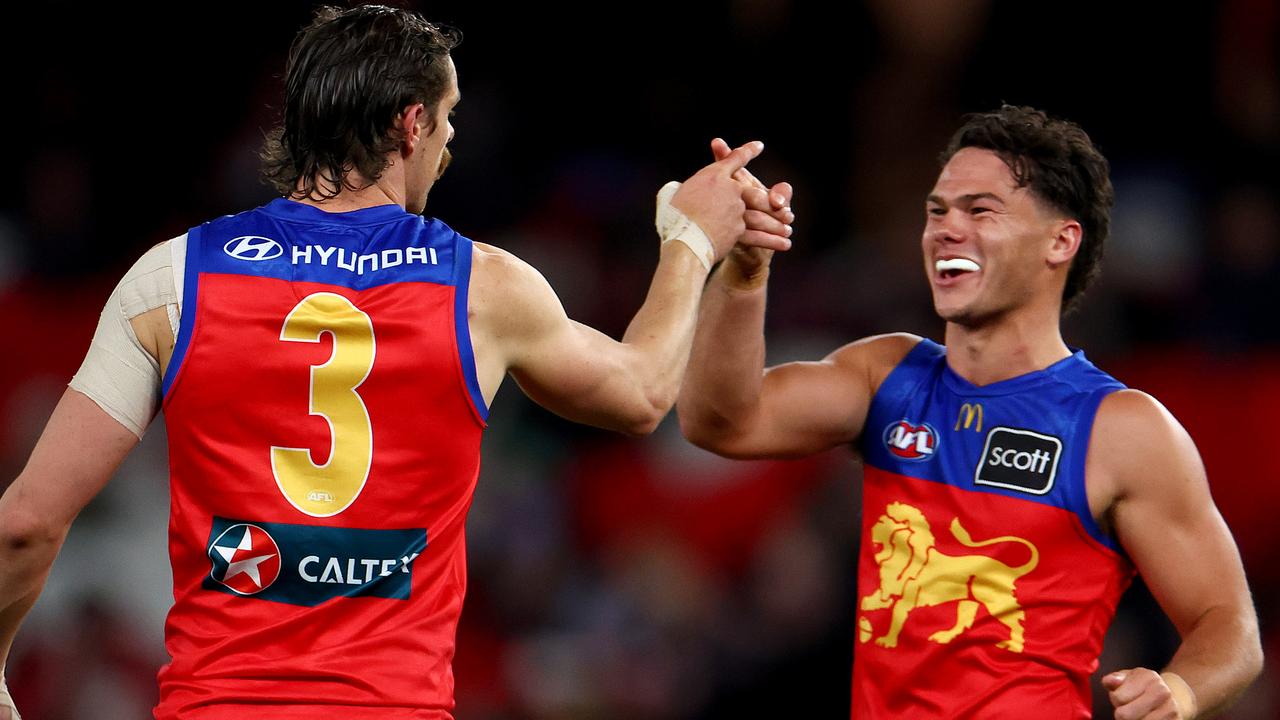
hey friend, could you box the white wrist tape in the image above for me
[1,674,22,720]
[655,181,715,271]
[1161,672,1198,719]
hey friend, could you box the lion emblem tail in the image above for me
[949,517,1039,575]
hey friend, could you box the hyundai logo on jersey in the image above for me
[203,516,427,606]
[224,235,284,261]
[883,420,938,461]
[975,427,1063,495]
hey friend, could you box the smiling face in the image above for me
[922,147,1079,327]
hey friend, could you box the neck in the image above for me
[292,167,406,213]
[943,301,1071,386]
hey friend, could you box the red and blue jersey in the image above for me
[853,339,1133,719]
[156,198,486,719]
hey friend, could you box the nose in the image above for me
[924,209,967,246]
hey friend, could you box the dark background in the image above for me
[0,1,1276,717]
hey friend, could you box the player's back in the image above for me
[156,198,487,720]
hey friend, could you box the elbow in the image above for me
[620,404,668,437]
[677,407,741,457]
[0,503,65,576]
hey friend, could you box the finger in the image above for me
[739,229,793,252]
[745,209,791,238]
[743,186,773,212]
[1101,671,1128,691]
[1109,672,1156,707]
[1112,689,1168,720]
[769,181,793,209]
[710,137,732,162]
[716,140,764,175]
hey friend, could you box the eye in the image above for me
[970,207,992,215]
[927,206,945,216]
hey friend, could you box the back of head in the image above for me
[939,105,1115,315]
[261,4,460,201]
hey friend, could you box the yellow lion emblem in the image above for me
[859,501,1038,652]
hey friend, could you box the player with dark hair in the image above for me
[681,106,1261,719]
[0,5,793,719]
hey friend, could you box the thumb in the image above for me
[710,137,732,162]
[716,140,764,175]
[1101,670,1128,690]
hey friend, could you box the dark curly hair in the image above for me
[940,105,1115,314]
[261,5,461,201]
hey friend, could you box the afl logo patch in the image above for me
[208,523,283,595]
[224,235,283,261]
[975,427,1062,495]
[883,420,938,461]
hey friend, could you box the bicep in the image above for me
[2,389,139,532]
[486,256,649,429]
[706,335,922,459]
[1107,395,1253,635]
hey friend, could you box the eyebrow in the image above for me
[926,192,1006,205]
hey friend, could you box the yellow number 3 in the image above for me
[271,292,376,517]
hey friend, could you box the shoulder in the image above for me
[468,241,566,339]
[1091,389,1203,495]
[827,332,924,391]
[470,242,555,302]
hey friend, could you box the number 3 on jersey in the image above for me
[271,292,376,517]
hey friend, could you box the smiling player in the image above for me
[679,106,1261,719]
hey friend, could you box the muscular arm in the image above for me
[468,140,792,435]
[1095,390,1263,719]
[471,240,717,435]
[677,249,919,458]
[0,391,140,671]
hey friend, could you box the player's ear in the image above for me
[1046,219,1082,269]
[398,103,428,153]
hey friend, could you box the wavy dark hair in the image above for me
[940,105,1115,314]
[261,5,460,200]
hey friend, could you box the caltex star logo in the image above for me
[208,524,282,595]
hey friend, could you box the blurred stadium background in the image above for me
[1,1,1277,717]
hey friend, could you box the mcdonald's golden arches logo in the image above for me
[955,402,984,432]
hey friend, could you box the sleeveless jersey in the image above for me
[155,198,487,719]
[853,339,1133,719]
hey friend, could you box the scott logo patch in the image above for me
[224,235,283,261]
[204,516,427,606]
[883,420,938,461]
[975,427,1062,495]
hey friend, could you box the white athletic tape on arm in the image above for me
[69,236,185,438]
[1,674,21,720]
[655,181,715,271]
[1161,672,1198,719]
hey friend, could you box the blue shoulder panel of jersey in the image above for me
[861,338,1126,551]
[196,198,461,290]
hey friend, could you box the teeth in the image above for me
[936,258,981,274]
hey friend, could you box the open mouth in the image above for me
[935,257,981,281]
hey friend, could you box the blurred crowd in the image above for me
[1,1,1277,718]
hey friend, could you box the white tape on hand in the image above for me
[655,181,715,271]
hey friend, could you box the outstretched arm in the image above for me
[470,140,793,435]
[1097,390,1263,720]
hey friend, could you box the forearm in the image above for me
[677,257,769,446]
[614,242,711,427]
[1164,604,1263,718]
[0,587,44,675]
